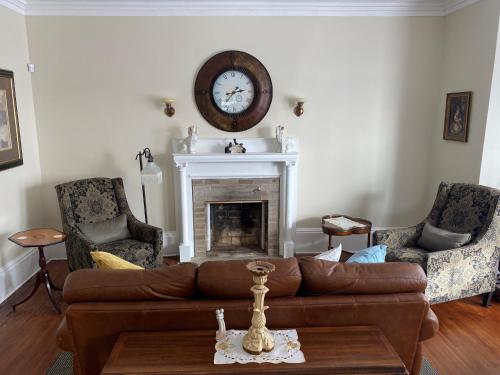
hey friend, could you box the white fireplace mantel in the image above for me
[172,137,299,262]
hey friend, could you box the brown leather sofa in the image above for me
[57,257,438,375]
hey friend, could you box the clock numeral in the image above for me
[240,74,244,79]
[216,82,222,86]
[223,74,227,79]
[231,71,235,77]
[214,91,220,95]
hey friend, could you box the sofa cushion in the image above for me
[90,251,144,270]
[346,245,387,263]
[196,258,302,299]
[63,262,197,303]
[299,257,427,295]
[417,222,471,251]
[314,244,342,262]
[77,213,131,245]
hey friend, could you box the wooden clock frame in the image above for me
[194,51,273,132]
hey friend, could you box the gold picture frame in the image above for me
[443,91,472,142]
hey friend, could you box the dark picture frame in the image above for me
[0,69,23,171]
[443,91,472,142]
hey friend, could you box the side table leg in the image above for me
[47,273,62,291]
[328,235,332,250]
[42,271,62,314]
[12,272,42,311]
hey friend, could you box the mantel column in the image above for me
[283,160,297,257]
[176,161,192,262]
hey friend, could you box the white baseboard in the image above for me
[0,248,40,304]
[0,227,391,304]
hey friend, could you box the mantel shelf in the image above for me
[173,152,298,164]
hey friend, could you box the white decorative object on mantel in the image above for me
[172,137,299,262]
[275,125,290,153]
[181,125,198,154]
[214,329,305,364]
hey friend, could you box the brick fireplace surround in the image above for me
[192,178,280,257]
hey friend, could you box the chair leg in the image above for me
[482,291,494,307]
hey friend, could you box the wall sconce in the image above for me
[293,98,305,117]
[164,98,175,117]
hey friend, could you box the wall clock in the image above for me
[194,51,273,132]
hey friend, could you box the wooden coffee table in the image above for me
[101,326,408,374]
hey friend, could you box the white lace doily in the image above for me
[214,329,305,364]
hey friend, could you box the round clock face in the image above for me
[212,70,255,114]
[194,51,273,132]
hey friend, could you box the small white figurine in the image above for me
[182,125,198,154]
[215,308,226,340]
[275,125,290,153]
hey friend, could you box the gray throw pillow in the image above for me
[77,214,131,245]
[417,222,471,252]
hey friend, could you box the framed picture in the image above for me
[0,69,22,171]
[443,91,472,142]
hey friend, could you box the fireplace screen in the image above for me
[208,201,268,252]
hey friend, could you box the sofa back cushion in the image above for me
[63,263,197,303]
[437,183,496,238]
[196,258,302,299]
[299,257,426,295]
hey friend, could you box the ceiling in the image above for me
[0,0,481,16]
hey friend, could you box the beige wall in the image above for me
[0,6,42,267]
[428,0,500,197]
[26,16,444,232]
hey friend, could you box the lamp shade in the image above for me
[141,160,163,185]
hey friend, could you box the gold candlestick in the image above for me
[242,261,276,355]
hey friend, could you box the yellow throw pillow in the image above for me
[90,251,144,270]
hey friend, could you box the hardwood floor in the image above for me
[0,259,498,375]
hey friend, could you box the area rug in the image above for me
[46,352,439,374]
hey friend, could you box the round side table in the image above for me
[9,228,66,313]
[321,215,372,250]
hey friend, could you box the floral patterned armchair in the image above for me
[373,182,500,305]
[55,178,163,271]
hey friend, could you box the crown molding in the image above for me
[0,0,26,14]
[0,0,483,17]
[443,0,481,15]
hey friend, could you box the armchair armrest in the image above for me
[127,216,163,264]
[373,224,423,249]
[425,244,500,304]
[65,230,97,270]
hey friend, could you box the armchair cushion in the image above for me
[386,247,429,272]
[98,239,155,269]
[77,213,131,245]
[417,222,471,251]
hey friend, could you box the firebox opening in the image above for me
[207,201,268,253]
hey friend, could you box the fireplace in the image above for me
[172,137,298,262]
[208,201,268,253]
[192,178,279,258]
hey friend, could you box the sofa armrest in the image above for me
[426,244,500,304]
[419,308,439,341]
[373,224,423,249]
